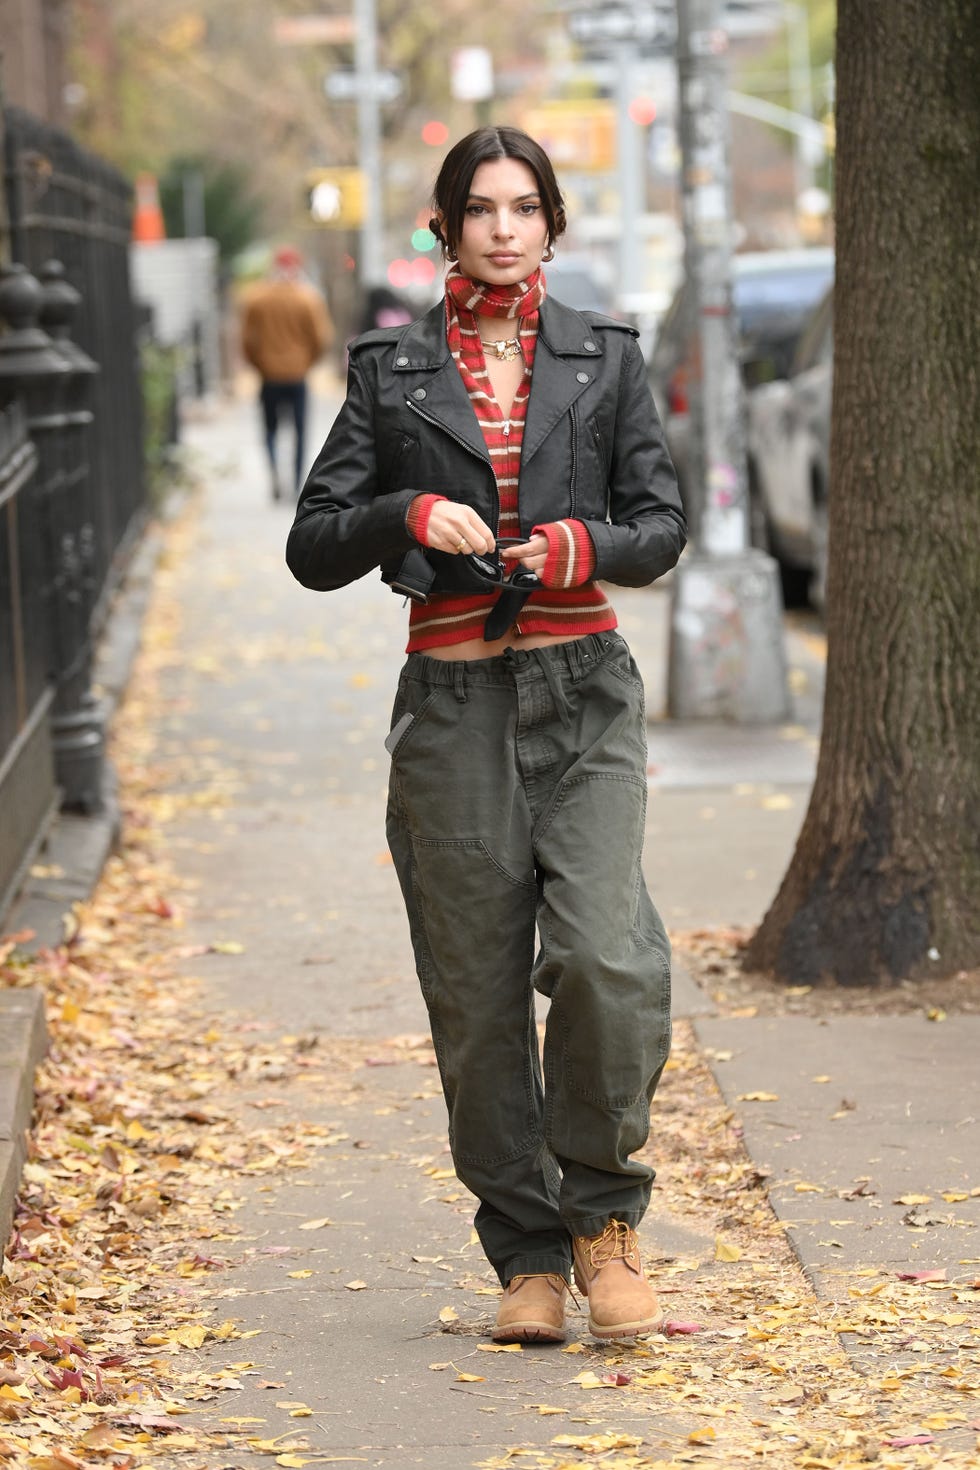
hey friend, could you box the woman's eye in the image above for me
[465,205,487,216]
[518,203,541,215]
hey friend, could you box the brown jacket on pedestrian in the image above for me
[241,279,334,382]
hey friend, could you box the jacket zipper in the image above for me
[406,398,491,466]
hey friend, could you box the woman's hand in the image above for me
[423,500,496,556]
[500,535,549,575]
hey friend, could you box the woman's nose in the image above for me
[492,212,515,238]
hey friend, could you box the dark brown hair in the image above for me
[429,127,567,259]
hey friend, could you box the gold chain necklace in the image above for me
[479,335,523,362]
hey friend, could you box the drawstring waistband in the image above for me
[529,647,573,727]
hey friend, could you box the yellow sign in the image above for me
[305,167,365,228]
[520,100,616,174]
[275,15,355,44]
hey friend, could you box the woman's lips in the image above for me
[488,253,519,264]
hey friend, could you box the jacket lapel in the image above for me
[390,295,602,467]
[521,297,601,464]
[392,302,489,465]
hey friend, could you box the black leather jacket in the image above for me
[286,294,686,596]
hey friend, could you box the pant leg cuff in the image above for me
[566,1210,646,1240]
[502,1252,572,1287]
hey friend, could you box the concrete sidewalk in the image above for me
[3,383,977,1465]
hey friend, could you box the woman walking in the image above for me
[286,127,686,1344]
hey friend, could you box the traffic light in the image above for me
[305,168,365,228]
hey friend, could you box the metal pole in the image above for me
[354,0,385,287]
[667,0,790,723]
[614,34,643,310]
[677,0,746,557]
[785,2,816,203]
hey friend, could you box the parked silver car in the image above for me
[746,284,833,609]
[648,248,834,544]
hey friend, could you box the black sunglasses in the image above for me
[463,536,541,590]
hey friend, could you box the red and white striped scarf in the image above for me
[444,265,545,538]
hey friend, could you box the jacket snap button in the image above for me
[576,371,590,384]
[583,340,597,351]
[413,387,427,400]
[396,355,409,366]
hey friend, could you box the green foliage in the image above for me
[140,340,180,505]
[158,155,263,264]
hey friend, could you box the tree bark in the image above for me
[745,0,980,985]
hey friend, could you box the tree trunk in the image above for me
[745,0,980,985]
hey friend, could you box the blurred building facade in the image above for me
[0,0,69,127]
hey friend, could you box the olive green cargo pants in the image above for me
[385,632,671,1286]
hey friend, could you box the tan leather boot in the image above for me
[492,1273,569,1343]
[572,1220,662,1339]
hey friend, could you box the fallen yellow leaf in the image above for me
[715,1236,742,1262]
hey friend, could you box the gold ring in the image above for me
[456,537,468,552]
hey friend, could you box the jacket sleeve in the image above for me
[285,354,418,591]
[583,337,687,586]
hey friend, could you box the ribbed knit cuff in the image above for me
[532,520,596,589]
[406,493,448,545]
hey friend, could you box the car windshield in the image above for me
[735,266,833,322]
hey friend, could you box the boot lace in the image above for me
[587,1219,637,1269]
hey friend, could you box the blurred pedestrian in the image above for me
[241,246,334,499]
[286,128,685,1344]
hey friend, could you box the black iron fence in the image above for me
[4,106,146,620]
[0,106,148,921]
[0,400,56,919]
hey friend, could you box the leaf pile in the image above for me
[0,863,373,1468]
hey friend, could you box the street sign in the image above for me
[323,68,402,103]
[567,4,675,50]
[275,15,355,45]
[451,46,494,102]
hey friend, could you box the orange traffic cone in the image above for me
[132,172,166,242]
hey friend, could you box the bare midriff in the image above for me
[422,627,584,661]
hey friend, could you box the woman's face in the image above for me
[451,157,550,286]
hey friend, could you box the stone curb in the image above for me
[0,988,48,1247]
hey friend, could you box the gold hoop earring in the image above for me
[542,245,555,262]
